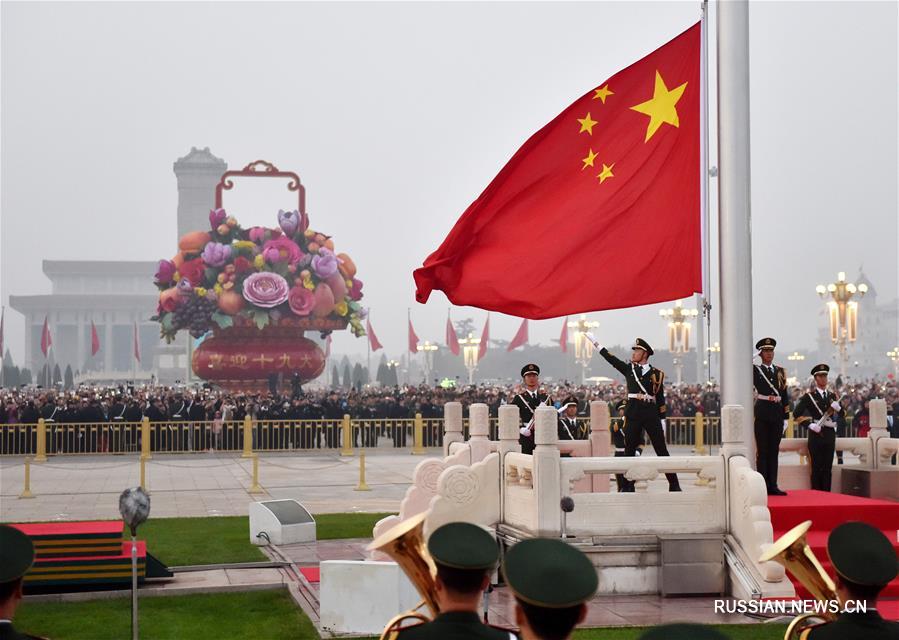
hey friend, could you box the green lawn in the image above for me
[573,624,787,639]
[16,589,317,640]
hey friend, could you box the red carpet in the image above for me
[768,490,899,620]
[299,567,320,583]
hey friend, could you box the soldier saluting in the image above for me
[512,364,551,455]
[752,338,789,496]
[585,333,681,492]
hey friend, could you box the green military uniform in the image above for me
[396,522,514,640]
[804,521,899,640]
[0,525,45,640]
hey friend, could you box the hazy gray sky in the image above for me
[2,1,897,365]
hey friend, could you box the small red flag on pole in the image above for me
[408,314,420,354]
[40,316,52,357]
[445,313,460,356]
[507,319,529,351]
[367,318,383,352]
[559,317,569,353]
[90,321,101,356]
[478,314,490,361]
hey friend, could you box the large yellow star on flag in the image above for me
[630,70,687,142]
[577,112,597,135]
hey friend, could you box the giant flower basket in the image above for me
[152,161,365,391]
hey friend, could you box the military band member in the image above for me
[586,334,681,492]
[503,538,597,640]
[753,338,790,496]
[802,521,899,639]
[395,522,513,640]
[512,364,552,456]
[0,525,46,640]
[792,364,845,492]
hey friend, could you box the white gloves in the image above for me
[782,420,788,436]
[661,419,667,435]
[830,401,841,412]
[809,422,822,434]
[584,332,601,350]
[519,427,532,437]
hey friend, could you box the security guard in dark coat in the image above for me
[753,338,790,496]
[803,521,899,640]
[512,364,551,456]
[792,364,845,492]
[395,522,513,640]
[587,334,681,491]
[0,525,46,640]
[503,538,597,640]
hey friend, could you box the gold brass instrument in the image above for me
[759,520,840,640]
[367,512,439,640]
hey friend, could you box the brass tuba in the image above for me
[759,520,840,640]
[367,512,439,640]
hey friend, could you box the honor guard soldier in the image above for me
[792,364,844,492]
[512,364,551,456]
[753,338,790,496]
[557,397,580,442]
[803,522,899,640]
[503,538,597,640]
[586,334,681,492]
[395,522,513,640]
[0,525,47,640]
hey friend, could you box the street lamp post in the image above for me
[707,341,720,380]
[458,333,480,385]
[386,359,399,386]
[659,301,699,386]
[419,341,438,385]
[787,351,805,380]
[888,347,899,379]
[815,272,867,378]
[568,315,599,384]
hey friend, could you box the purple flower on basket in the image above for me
[209,208,227,229]
[312,247,339,279]
[201,242,232,267]
[176,278,194,296]
[287,286,315,316]
[262,237,303,266]
[242,272,290,308]
[277,209,309,237]
[154,259,176,285]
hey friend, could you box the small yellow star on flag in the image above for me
[593,85,614,104]
[630,70,687,142]
[577,112,597,135]
[581,148,598,170]
[597,163,615,184]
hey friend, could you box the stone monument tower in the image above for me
[173,147,227,239]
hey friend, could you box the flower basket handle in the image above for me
[214,160,306,214]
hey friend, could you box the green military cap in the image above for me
[755,337,776,351]
[428,522,498,570]
[811,363,830,377]
[0,525,35,583]
[638,623,730,639]
[827,521,898,586]
[503,538,597,608]
[632,338,654,356]
[521,363,540,378]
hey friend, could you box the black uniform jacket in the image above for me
[752,364,790,420]
[598,349,666,420]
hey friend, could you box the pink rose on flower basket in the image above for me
[242,272,290,308]
[262,237,303,266]
[288,286,315,316]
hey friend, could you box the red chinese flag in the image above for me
[40,316,52,357]
[478,315,490,361]
[414,23,701,318]
[133,322,141,364]
[366,318,383,352]
[507,319,529,351]
[559,317,569,353]
[90,321,100,356]
[445,316,460,356]
[408,318,419,354]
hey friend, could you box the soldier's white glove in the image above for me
[809,422,822,434]
[519,427,532,437]
[830,401,841,412]
[584,332,601,350]
[782,420,788,436]
[661,419,667,435]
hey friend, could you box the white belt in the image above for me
[756,395,780,403]
[627,393,655,403]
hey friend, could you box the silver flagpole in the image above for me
[695,0,712,386]
[717,0,755,460]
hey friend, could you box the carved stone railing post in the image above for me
[498,405,521,458]
[443,402,463,456]
[720,404,749,460]
[589,400,611,492]
[533,406,562,537]
[868,399,890,469]
[469,403,492,463]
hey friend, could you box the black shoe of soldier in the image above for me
[768,488,787,496]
